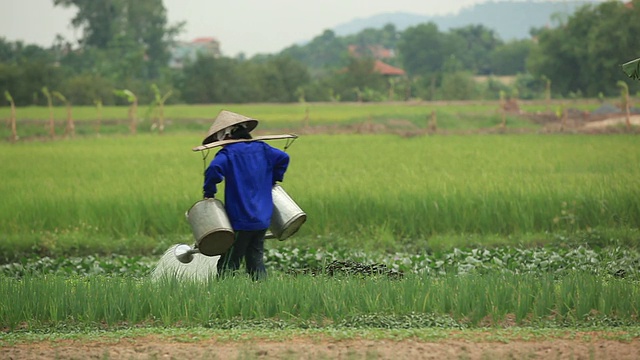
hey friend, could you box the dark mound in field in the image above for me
[287,260,404,279]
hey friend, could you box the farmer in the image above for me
[202,110,290,280]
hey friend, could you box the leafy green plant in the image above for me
[3,245,639,281]
[148,84,172,134]
[113,89,138,134]
[1,270,638,331]
[52,91,75,137]
[622,57,640,81]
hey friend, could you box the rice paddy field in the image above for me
[1,101,640,359]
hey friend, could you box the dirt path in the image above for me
[582,115,640,129]
[3,335,640,359]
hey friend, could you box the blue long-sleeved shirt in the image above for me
[203,141,290,231]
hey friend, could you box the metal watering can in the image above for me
[175,184,306,264]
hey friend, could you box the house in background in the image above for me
[372,60,405,77]
[343,43,408,101]
[169,37,221,69]
[347,44,406,77]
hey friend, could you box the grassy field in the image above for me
[0,99,603,139]
[0,100,602,121]
[0,131,638,259]
[2,103,640,355]
[1,272,638,330]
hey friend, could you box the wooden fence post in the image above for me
[5,91,17,142]
[52,91,74,138]
[42,87,55,138]
[94,99,102,135]
[129,99,138,135]
[617,81,632,132]
[499,90,506,130]
[429,110,437,134]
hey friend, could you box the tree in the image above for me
[0,38,53,65]
[54,0,184,79]
[53,0,119,48]
[179,56,234,104]
[257,56,311,102]
[439,56,478,100]
[440,71,478,100]
[397,23,449,77]
[62,74,114,105]
[397,23,465,100]
[332,57,387,102]
[449,25,503,75]
[513,73,546,100]
[0,50,62,106]
[281,30,347,71]
[528,1,640,97]
[490,40,533,75]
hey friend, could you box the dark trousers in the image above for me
[216,229,267,280]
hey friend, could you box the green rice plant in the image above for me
[0,100,604,140]
[514,280,536,323]
[0,133,638,259]
[3,271,640,330]
[532,274,556,321]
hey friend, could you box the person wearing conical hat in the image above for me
[203,110,290,280]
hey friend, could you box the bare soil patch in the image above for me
[3,333,640,359]
[582,115,640,130]
[520,107,640,134]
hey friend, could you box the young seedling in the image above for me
[4,91,17,142]
[149,84,172,134]
[114,89,138,135]
[52,91,74,138]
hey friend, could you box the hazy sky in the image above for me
[2,0,532,56]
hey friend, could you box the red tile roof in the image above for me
[373,60,405,76]
[192,37,218,43]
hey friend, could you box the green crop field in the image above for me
[0,100,601,122]
[0,100,601,139]
[1,272,639,331]
[2,103,640,356]
[0,131,638,258]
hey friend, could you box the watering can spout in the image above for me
[174,244,199,264]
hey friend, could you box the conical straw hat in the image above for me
[202,110,259,145]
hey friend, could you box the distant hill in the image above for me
[332,1,602,41]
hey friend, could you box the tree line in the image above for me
[1,0,638,107]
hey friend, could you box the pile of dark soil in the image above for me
[287,260,404,279]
